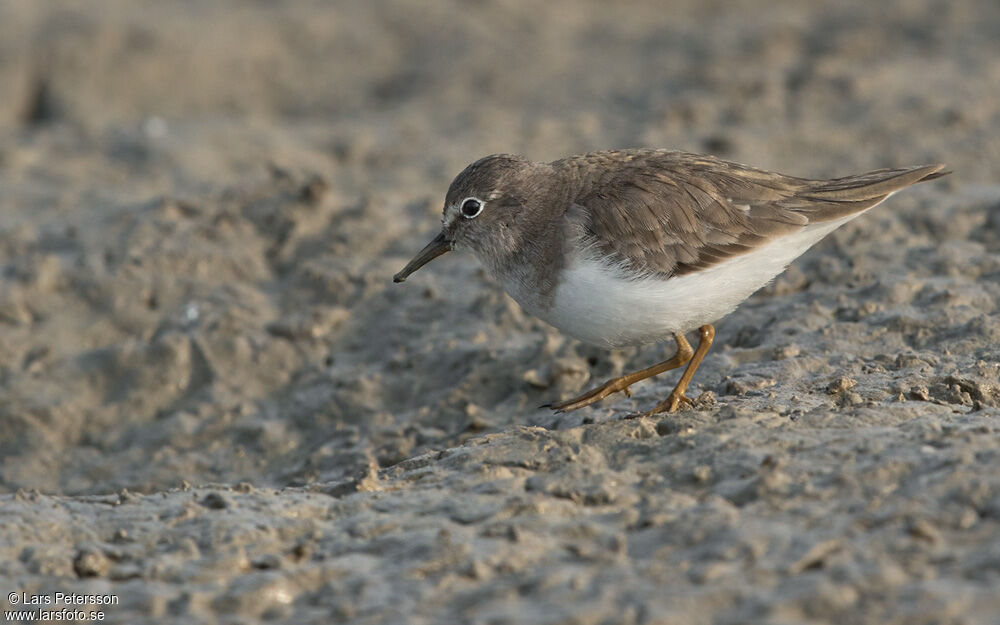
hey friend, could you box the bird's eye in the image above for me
[461,198,483,219]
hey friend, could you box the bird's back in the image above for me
[553,149,947,279]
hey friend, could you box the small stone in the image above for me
[842,391,863,405]
[788,540,841,574]
[522,368,549,389]
[725,375,775,396]
[200,492,231,509]
[251,554,282,570]
[0,294,33,325]
[694,390,717,408]
[465,411,492,432]
[907,518,941,544]
[463,559,490,580]
[290,542,313,562]
[551,357,590,388]
[773,344,801,360]
[692,465,712,483]
[73,548,110,578]
[299,175,329,204]
[22,346,50,372]
[956,507,979,529]
[945,384,972,406]
[826,377,858,395]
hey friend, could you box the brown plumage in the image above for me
[555,150,948,278]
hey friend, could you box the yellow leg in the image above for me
[547,334,694,413]
[646,324,715,415]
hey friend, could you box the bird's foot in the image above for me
[546,377,631,413]
[639,391,693,417]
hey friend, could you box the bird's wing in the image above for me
[568,150,945,278]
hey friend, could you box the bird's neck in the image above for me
[477,201,571,313]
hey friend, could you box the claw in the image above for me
[642,392,694,417]
[667,392,693,412]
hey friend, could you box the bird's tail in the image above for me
[793,163,949,222]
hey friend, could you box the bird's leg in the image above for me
[547,334,694,413]
[646,324,715,415]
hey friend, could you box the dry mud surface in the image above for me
[1,1,1000,623]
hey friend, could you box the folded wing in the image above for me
[567,150,946,278]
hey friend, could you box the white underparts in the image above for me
[539,210,874,348]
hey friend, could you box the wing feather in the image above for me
[560,150,945,278]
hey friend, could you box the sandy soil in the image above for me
[1,0,999,623]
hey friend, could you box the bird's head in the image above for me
[393,154,544,282]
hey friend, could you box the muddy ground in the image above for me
[1,0,999,623]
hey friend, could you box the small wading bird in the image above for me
[394,149,948,415]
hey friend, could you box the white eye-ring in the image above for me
[460,197,484,219]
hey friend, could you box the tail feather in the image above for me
[801,164,948,202]
[791,163,948,222]
[914,168,951,183]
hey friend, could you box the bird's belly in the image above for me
[541,262,748,347]
[540,217,856,348]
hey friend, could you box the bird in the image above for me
[393,149,948,415]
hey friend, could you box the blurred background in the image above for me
[0,0,997,495]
